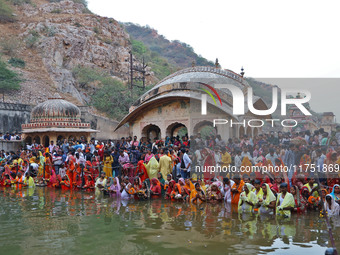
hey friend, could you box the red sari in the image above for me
[136,160,148,183]
[150,178,161,198]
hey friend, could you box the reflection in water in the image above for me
[0,187,339,255]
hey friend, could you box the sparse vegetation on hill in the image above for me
[0,58,21,93]
[131,39,177,80]
[73,65,151,120]
[124,23,214,69]
[0,0,16,23]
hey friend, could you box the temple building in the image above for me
[115,66,271,141]
[22,98,98,146]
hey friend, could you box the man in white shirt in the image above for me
[49,141,55,153]
[180,149,191,179]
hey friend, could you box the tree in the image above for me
[0,59,21,101]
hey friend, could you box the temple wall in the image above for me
[0,103,129,140]
[79,107,130,140]
[0,103,31,133]
[0,140,23,151]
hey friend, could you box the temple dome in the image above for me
[31,99,81,120]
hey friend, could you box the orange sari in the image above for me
[231,180,245,204]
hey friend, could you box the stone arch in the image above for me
[253,127,259,137]
[57,135,64,143]
[142,124,161,140]
[246,126,252,137]
[166,122,188,138]
[193,120,217,139]
[43,135,50,148]
[33,136,41,145]
[25,136,32,145]
[239,126,245,138]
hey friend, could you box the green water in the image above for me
[0,187,339,255]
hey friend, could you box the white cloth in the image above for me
[224,180,235,202]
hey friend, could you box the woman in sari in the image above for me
[206,182,223,203]
[144,149,154,164]
[201,148,216,181]
[145,156,159,179]
[330,184,340,204]
[238,183,256,213]
[184,178,195,195]
[171,183,184,201]
[109,177,121,198]
[136,157,148,183]
[157,172,166,197]
[165,180,176,199]
[290,185,306,213]
[190,182,206,204]
[231,176,245,204]
[197,179,206,194]
[256,183,276,214]
[103,151,113,178]
[133,177,142,196]
[137,181,150,200]
[324,194,340,216]
[150,178,161,198]
[177,178,190,201]
[44,152,52,180]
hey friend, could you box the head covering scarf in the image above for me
[138,180,150,199]
[178,178,185,186]
[110,177,121,197]
[276,191,295,218]
[150,178,161,194]
[324,194,340,216]
[172,183,182,195]
[238,183,256,213]
[190,183,204,204]
[261,183,276,206]
[330,184,340,201]
[166,180,176,194]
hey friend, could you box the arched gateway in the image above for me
[115,66,271,140]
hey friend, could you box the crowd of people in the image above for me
[0,128,340,218]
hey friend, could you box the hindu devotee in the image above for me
[0,127,338,219]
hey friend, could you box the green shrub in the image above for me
[73,65,150,120]
[8,57,25,68]
[103,38,112,45]
[93,27,100,34]
[0,37,19,56]
[0,0,16,23]
[0,58,21,92]
[74,22,82,27]
[7,0,31,5]
[25,30,39,48]
[47,0,88,8]
[51,8,61,14]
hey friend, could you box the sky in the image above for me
[87,0,340,120]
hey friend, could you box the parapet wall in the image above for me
[0,103,32,133]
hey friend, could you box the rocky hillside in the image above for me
[124,22,215,68]
[0,0,155,107]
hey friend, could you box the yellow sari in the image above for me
[238,183,256,213]
[276,192,295,217]
[146,156,159,179]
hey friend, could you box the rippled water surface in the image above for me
[0,187,339,255]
